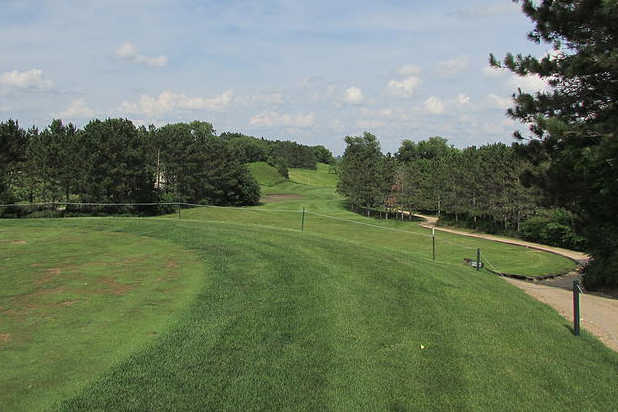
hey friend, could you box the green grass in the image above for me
[247,161,287,186]
[1,163,616,410]
[289,163,338,187]
[0,224,206,411]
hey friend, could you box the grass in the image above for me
[247,161,287,186]
[289,162,338,187]
[0,225,206,411]
[1,164,616,410]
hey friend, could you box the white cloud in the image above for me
[357,119,385,129]
[387,76,421,97]
[0,69,54,90]
[451,4,519,19]
[115,42,168,68]
[509,74,550,93]
[343,87,364,104]
[116,42,138,59]
[329,119,345,132]
[482,66,508,78]
[437,56,469,77]
[249,111,315,128]
[424,96,445,114]
[456,93,470,105]
[57,99,95,119]
[120,90,233,116]
[487,93,513,109]
[360,107,395,118]
[397,64,421,76]
[236,92,284,106]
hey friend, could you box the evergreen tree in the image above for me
[337,132,384,215]
[492,0,618,288]
[0,120,27,203]
[27,120,79,202]
[79,118,155,203]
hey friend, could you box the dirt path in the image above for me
[415,213,589,263]
[503,278,618,352]
[415,214,617,352]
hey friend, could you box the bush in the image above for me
[520,210,585,250]
[584,252,618,290]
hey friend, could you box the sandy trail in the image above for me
[503,278,618,352]
[415,213,589,263]
[415,214,617,352]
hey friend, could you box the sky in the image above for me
[0,0,553,155]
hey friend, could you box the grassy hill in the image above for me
[247,161,287,186]
[1,164,616,410]
[289,163,338,188]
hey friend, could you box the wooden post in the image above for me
[432,227,436,262]
[301,207,305,232]
[476,248,481,271]
[573,280,582,336]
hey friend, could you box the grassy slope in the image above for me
[1,164,616,410]
[247,161,287,186]
[288,162,338,187]
[0,224,206,411]
[187,164,575,277]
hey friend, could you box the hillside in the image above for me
[1,165,616,411]
[246,161,288,186]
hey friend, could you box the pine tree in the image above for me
[492,0,618,288]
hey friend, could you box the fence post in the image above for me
[573,280,582,336]
[432,227,435,262]
[301,207,305,232]
[476,248,481,271]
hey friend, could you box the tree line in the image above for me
[220,132,334,176]
[340,0,618,290]
[337,133,582,248]
[0,118,333,215]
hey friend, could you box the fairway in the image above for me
[1,165,617,410]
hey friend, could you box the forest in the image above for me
[338,0,618,290]
[0,118,332,214]
[336,133,584,251]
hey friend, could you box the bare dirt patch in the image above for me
[261,194,303,203]
[0,333,10,344]
[97,277,133,296]
[36,268,62,285]
[0,240,27,245]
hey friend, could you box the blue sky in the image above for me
[0,0,551,154]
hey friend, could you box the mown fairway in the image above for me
[1,164,616,410]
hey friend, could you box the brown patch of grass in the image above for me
[120,256,147,265]
[0,239,27,245]
[166,260,178,269]
[35,268,62,285]
[97,277,133,296]
[0,333,10,345]
[61,300,79,306]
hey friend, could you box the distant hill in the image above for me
[247,162,288,186]
[289,163,338,188]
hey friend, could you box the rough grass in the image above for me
[289,163,338,187]
[247,161,287,186]
[1,164,615,411]
[0,225,206,411]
